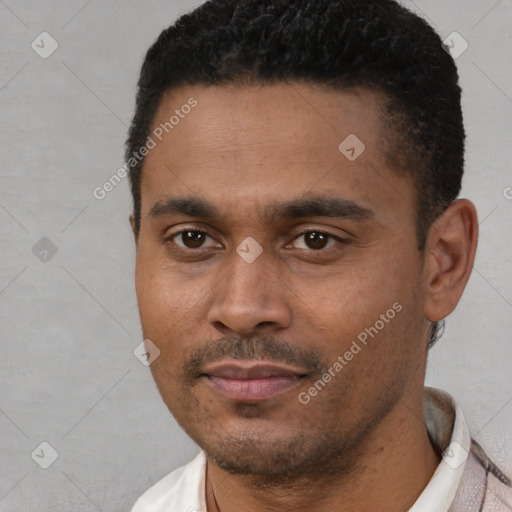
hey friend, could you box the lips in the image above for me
[201,359,308,402]
[204,361,305,379]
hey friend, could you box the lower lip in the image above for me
[205,375,302,402]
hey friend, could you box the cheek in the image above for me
[135,251,183,336]
[299,253,421,357]
[136,240,179,306]
[302,265,399,322]
[134,251,213,360]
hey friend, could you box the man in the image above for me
[126,0,512,510]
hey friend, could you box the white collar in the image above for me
[408,386,471,511]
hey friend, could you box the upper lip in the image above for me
[202,359,308,379]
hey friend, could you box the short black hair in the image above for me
[125,0,465,348]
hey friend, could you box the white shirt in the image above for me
[131,387,512,511]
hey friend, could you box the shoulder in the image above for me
[131,451,207,512]
[454,439,512,511]
[473,439,512,511]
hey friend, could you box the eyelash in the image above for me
[164,227,347,253]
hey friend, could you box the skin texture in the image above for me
[130,83,478,512]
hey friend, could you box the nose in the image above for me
[207,250,292,337]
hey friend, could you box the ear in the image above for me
[423,199,478,322]
[129,214,138,245]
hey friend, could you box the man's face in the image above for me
[133,83,430,477]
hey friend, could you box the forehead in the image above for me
[140,83,414,226]
[148,82,383,161]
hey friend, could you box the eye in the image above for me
[164,227,346,253]
[166,229,219,250]
[290,230,344,251]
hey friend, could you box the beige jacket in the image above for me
[449,439,512,511]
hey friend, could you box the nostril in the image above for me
[256,321,273,328]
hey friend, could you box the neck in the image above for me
[205,391,440,512]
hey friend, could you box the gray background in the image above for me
[1,0,511,510]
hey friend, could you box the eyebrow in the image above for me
[148,195,374,223]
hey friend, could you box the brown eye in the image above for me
[170,229,214,249]
[292,231,341,251]
[306,232,328,250]
[182,231,206,249]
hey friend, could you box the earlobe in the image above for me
[423,199,478,323]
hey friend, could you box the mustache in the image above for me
[181,332,328,385]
